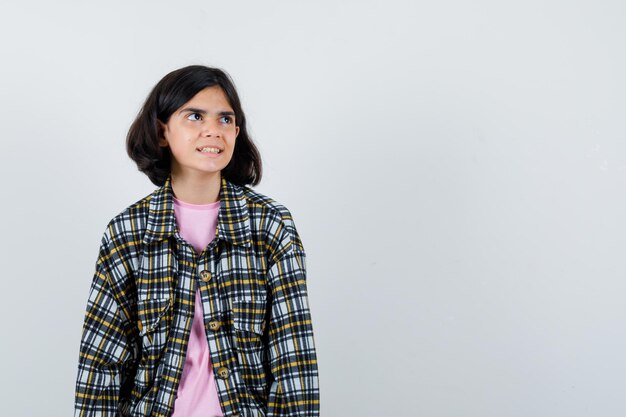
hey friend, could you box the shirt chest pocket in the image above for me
[232,298,267,354]
[137,297,172,359]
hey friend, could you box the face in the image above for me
[158,86,240,179]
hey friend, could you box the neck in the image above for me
[170,170,221,204]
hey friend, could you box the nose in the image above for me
[201,120,221,137]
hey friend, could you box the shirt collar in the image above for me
[143,173,252,248]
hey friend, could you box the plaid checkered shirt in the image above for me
[73,174,320,417]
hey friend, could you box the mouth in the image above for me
[196,146,223,154]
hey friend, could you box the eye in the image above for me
[220,115,233,124]
[186,112,202,121]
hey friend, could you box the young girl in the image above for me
[73,65,320,417]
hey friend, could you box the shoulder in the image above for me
[240,184,295,224]
[239,184,305,258]
[90,191,155,309]
[99,190,154,250]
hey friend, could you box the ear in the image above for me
[158,120,168,147]
[235,125,240,138]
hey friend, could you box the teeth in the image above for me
[198,147,221,154]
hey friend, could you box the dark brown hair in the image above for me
[126,65,262,186]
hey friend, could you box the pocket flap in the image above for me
[137,297,172,336]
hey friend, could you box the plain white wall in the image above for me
[0,1,624,416]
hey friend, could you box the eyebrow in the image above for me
[178,107,235,117]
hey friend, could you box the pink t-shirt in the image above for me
[171,195,224,417]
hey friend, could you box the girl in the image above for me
[73,65,320,417]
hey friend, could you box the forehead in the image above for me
[184,86,232,108]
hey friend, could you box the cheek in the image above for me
[181,128,197,141]
[170,129,194,146]
[169,141,192,158]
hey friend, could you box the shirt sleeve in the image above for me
[265,226,320,416]
[74,232,136,417]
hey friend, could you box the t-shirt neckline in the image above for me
[172,196,221,210]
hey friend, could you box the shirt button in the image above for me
[217,367,229,379]
[208,320,222,331]
[200,270,212,282]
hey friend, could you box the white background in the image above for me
[0,1,625,416]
